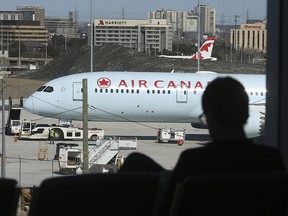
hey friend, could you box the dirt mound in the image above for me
[3,78,45,99]
[18,44,266,81]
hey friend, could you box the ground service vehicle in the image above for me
[5,106,23,135]
[157,128,186,144]
[57,137,137,174]
[19,121,104,141]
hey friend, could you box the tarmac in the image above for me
[0,108,211,187]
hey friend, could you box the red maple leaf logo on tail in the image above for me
[200,43,212,52]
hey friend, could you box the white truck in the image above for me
[5,97,24,135]
[5,106,23,135]
[157,128,186,144]
[19,121,104,141]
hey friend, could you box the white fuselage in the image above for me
[24,71,266,137]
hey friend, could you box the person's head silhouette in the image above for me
[202,77,249,140]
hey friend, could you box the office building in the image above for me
[45,11,79,36]
[230,21,267,53]
[16,6,45,26]
[193,5,216,37]
[148,9,196,38]
[0,7,48,50]
[148,6,216,39]
[93,18,173,53]
[0,11,23,21]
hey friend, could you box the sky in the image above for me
[4,0,267,24]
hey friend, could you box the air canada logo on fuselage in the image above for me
[97,77,111,88]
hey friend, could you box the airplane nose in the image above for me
[23,96,34,113]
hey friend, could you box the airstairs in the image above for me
[57,137,137,174]
[88,137,137,166]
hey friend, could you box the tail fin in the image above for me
[192,37,215,60]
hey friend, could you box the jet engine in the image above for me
[244,108,265,138]
[191,107,265,139]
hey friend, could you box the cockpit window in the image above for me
[36,86,46,92]
[43,86,54,93]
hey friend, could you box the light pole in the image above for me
[0,21,3,67]
[45,42,48,62]
[18,26,21,66]
[197,0,201,71]
[231,15,239,63]
[0,21,3,51]
[64,35,67,51]
[234,15,239,50]
[90,0,93,72]
[1,75,6,178]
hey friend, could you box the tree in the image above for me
[47,35,87,58]
[9,41,27,57]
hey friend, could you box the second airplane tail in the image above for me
[191,36,216,60]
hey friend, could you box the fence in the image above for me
[5,156,60,187]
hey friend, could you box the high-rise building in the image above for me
[193,5,216,37]
[0,7,48,54]
[148,5,216,39]
[0,6,47,47]
[93,18,173,53]
[148,9,191,38]
[16,6,45,26]
[0,11,23,20]
[231,21,267,53]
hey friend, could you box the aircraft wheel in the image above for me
[53,128,64,141]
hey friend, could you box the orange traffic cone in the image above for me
[14,134,17,142]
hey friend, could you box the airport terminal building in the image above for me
[93,19,173,54]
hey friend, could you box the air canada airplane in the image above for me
[159,37,217,61]
[23,71,265,138]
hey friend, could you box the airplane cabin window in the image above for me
[95,88,97,93]
[36,86,46,92]
[110,89,113,93]
[43,86,54,93]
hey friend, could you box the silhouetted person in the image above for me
[170,77,284,172]
[157,77,286,216]
[120,77,285,216]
